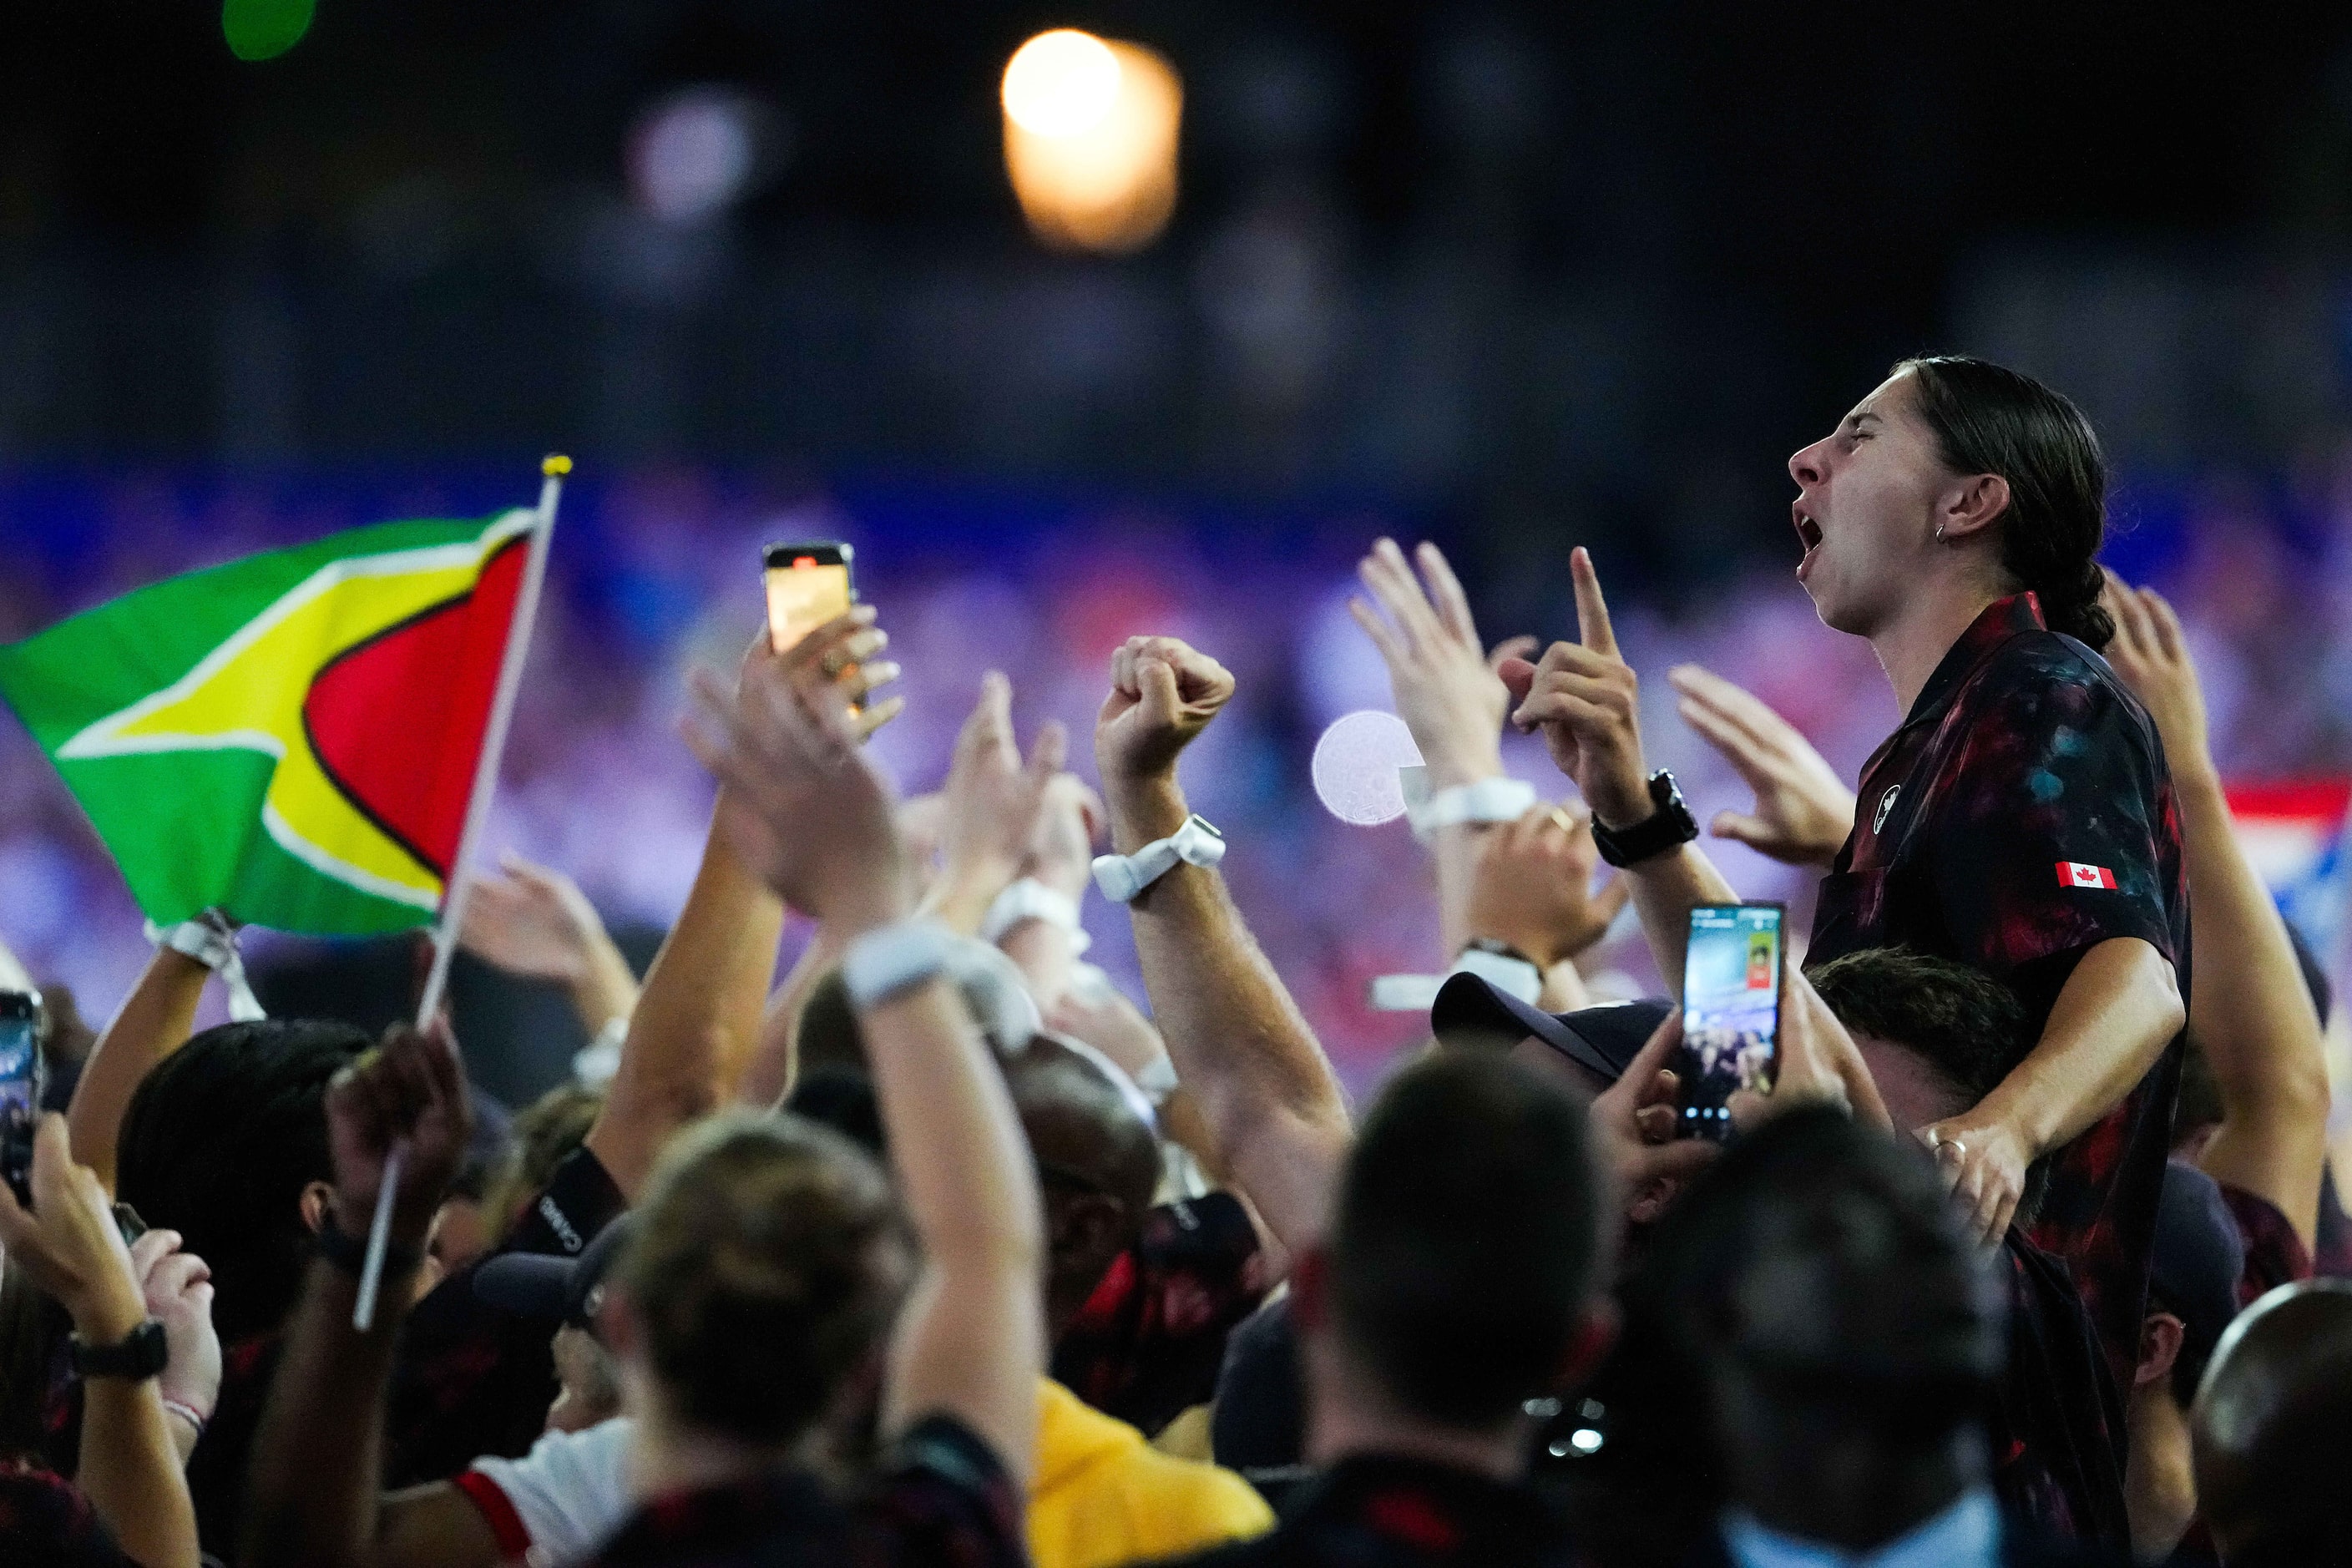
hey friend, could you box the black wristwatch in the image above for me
[71,1319,169,1382]
[1590,770,1701,868]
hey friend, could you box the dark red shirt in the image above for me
[0,1462,138,1568]
[1052,1190,1266,1436]
[1809,593,2189,1391]
[582,1414,1024,1568]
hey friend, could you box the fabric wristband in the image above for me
[1407,776,1537,843]
[980,878,1090,954]
[146,912,266,1023]
[316,1207,422,1282]
[840,918,960,1013]
[1368,944,1545,1013]
[1093,816,1226,904]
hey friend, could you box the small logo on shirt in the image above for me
[2057,861,2117,890]
[539,1195,584,1253]
[1873,786,1901,833]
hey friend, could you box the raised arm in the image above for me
[684,635,1043,1481]
[1665,663,1857,870]
[458,854,640,1041]
[2105,579,2329,1246]
[1095,635,1352,1259]
[920,672,1066,939]
[67,943,209,1193]
[240,1023,478,1568]
[0,1115,199,1568]
[1503,548,1742,990]
[584,614,895,1199]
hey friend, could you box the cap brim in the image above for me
[1430,974,1671,1085]
[473,1251,576,1321]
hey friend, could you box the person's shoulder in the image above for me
[1117,1441,1279,1533]
[1960,631,2157,745]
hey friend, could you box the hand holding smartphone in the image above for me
[763,542,855,655]
[1672,904,1783,1141]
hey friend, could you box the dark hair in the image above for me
[1328,1052,1602,1429]
[1807,948,2029,1104]
[1645,1108,2002,1451]
[1897,355,2112,649]
[116,1018,370,1344]
[620,1111,911,1447]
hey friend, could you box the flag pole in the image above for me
[354,454,569,1333]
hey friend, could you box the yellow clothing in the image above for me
[1029,1378,1273,1568]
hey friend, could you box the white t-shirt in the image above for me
[459,1417,636,1567]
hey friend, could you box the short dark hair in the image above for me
[1328,1052,1602,1429]
[1645,1108,2002,1450]
[1806,948,2030,1103]
[1898,355,2112,650]
[116,1019,370,1344]
[620,1111,912,1447]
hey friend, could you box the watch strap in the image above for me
[1407,777,1537,842]
[980,878,1090,954]
[840,918,960,1012]
[1092,816,1226,903]
[70,1319,169,1382]
[1591,771,1700,869]
[316,1207,422,1281]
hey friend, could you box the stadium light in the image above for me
[1001,29,1181,255]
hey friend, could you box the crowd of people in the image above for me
[2,352,2350,1567]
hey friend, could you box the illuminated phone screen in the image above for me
[763,544,855,654]
[1673,903,1784,1141]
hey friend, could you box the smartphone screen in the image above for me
[1673,904,1784,1141]
[0,992,43,1205]
[763,542,856,655]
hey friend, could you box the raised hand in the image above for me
[1462,803,1630,969]
[1023,773,1105,900]
[460,853,615,984]
[0,1114,146,1340]
[1589,1014,1719,1217]
[2099,576,2214,786]
[1499,548,1651,828]
[1667,665,1856,868]
[130,1228,220,1439]
[1728,968,1893,1136]
[1350,538,1525,789]
[1095,635,1235,790]
[323,1020,473,1249]
[682,630,912,934]
[938,672,1069,903]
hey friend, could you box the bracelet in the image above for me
[840,919,960,1013]
[160,1398,210,1439]
[980,878,1090,954]
[1407,777,1536,843]
[1092,816,1225,904]
[315,1207,422,1281]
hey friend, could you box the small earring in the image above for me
[1935,524,1947,543]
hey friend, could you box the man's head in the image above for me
[116,1017,371,1344]
[476,1214,638,1433]
[1297,1050,1609,1444]
[2193,1280,2352,1564]
[2138,1161,2247,1414]
[1001,1034,1161,1339]
[605,1111,913,1452]
[1806,948,2027,1130]
[1645,1107,2003,1551]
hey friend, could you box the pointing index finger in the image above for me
[1570,548,1618,658]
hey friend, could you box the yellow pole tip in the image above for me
[542,454,573,477]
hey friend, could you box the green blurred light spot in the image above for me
[222,0,315,61]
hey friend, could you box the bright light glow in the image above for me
[1002,31,1123,138]
[1002,33,1182,255]
[1310,711,1423,827]
[1568,1427,1604,1454]
[629,88,764,226]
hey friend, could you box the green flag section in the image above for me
[0,512,539,935]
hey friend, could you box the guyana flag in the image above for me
[0,511,544,936]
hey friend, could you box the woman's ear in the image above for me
[1935,472,2011,544]
[298,1180,333,1234]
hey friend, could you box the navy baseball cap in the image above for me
[473,1212,635,1330]
[2149,1160,2248,1385]
[1430,974,1671,1085]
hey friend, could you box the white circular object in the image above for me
[1002,29,1123,139]
[1311,710,1423,827]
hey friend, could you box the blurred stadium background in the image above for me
[4,2,2352,1099]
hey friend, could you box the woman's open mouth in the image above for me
[1793,503,1823,578]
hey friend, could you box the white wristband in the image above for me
[981,878,1090,954]
[1368,948,1545,1013]
[840,918,959,1012]
[146,914,266,1023]
[1408,777,1537,843]
[1092,816,1226,904]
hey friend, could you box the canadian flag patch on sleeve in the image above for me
[2057,861,2118,889]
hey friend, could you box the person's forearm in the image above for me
[1106,775,1352,1256]
[240,1257,417,1568]
[79,1377,198,1568]
[997,918,1081,1014]
[566,929,640,1040]
[69,948,207,1192]
[2172,770,2330,1241]
[588,802,785,1198]
[1430,823,1490,961]
[735,928,842,1108]
[1621,844,1740,998]
[862,976,1044,1478]
[1537,961,1591,1014]
[1976,938,2184,1157]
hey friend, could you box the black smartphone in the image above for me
[0,991,43,1206]
[1672,904,1784,1142]
[762,542,856,655]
